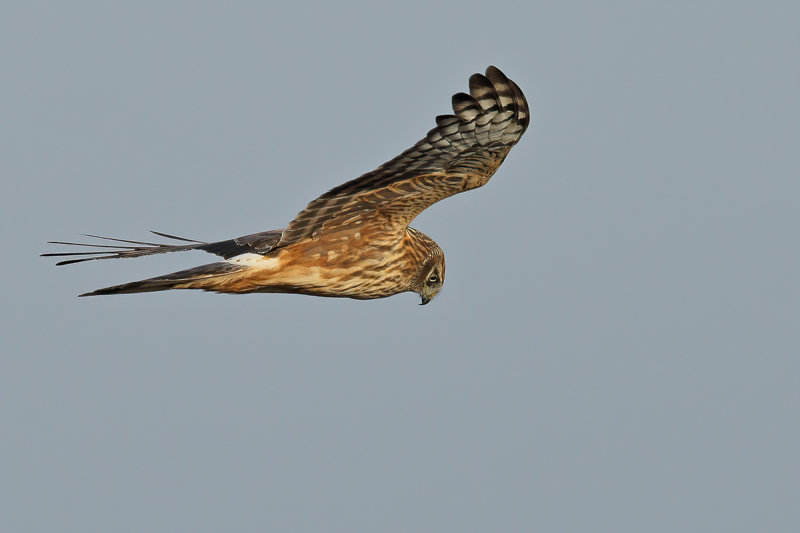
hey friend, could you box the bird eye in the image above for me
[428,274,438,284]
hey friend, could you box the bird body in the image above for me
[83,226,441,301]
[45,66,529,305]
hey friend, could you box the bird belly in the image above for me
[226,249,409,299]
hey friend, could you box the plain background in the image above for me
[2,2,798,532]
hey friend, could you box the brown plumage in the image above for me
[43,66,530,305]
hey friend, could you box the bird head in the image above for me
[412,250,445,305]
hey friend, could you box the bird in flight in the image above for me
[44,66,530,305]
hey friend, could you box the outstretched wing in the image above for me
[276,66,530,248]
[43,230,282,266]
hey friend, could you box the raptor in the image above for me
[44,66,530,305]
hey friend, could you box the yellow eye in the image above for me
[428,274,439,284]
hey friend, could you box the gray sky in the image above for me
[2,2,799,532]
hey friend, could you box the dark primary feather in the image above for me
[277,65,529,248]
[42,229,282,266]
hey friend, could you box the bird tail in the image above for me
[79,262,246,296]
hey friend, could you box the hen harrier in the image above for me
[44,66,530,304]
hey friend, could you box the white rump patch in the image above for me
[227,253,279,270]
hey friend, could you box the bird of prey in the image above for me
[44,66,530,305]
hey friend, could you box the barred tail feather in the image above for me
[79,262,245,296]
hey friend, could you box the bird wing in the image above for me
[276,66,530,248]
[43,230,283,266]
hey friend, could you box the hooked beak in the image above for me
[419,294,432,305]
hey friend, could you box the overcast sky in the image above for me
[2,2,799,532]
